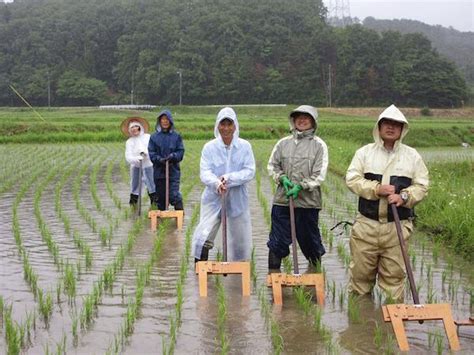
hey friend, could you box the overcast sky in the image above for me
[326,0,474,32]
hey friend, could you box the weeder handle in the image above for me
[289,197,299,274]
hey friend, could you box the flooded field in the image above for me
[0,142,473,354]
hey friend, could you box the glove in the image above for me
[159,156,168,164]
[286,184,302,199]
[279,175,294,193]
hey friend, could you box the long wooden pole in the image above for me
[289,197,299,274]
[391,204,419,304]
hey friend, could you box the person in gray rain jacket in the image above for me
[192,107,256,262]
[267,105,328,271]
[345,104,429,300]
[122,117,157,207]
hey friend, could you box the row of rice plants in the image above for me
[162,206,200,354]
[54,155,95,270]
[106,145,202,353]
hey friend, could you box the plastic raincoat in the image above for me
[125,121,155,194]
[345,104,429,299]
[192,107,256,261]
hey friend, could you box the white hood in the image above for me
[128,121,145,137]
[214,107,240,141]
[373,104,409,145]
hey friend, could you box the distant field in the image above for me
[0,106,472,146]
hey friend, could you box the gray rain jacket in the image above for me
[267,105,329,208]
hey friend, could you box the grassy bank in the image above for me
[0,106,472,145]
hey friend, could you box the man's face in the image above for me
[218,119,236,141]
[130,125,141,136]
[294,113,314,131]
[160,116,171,130]
[379,119,403,143]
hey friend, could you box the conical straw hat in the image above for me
[120,116,150,137]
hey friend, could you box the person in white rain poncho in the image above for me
[192,107,256,262]
[122,117,157,207]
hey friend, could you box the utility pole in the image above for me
[328,64,332,107]
[130,72,134,105]
[47,70,51,108]
[176,70,182,105]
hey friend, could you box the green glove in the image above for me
[279,175,294,193]
[286,184,302,199]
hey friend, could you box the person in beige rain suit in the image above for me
[345,104,429,300]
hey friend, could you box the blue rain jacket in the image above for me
[148,109,185,180]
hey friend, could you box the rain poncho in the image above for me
[345,104,429,299]
[125,121,155,194]
[192,107,256,261]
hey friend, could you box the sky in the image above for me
[326,0,473,32]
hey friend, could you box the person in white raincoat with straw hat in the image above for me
[192,107,256,262]
[121,116,157,207]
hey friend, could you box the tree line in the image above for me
[0,0,468,107]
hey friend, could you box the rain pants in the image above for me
[148,110,185,210]
[192,107,256,261]
[125,122,155,195]
[345,104,429,300]
[267,105,328,262]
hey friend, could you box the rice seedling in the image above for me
[373,322,383,349]
[328,280,336,303]
[63,260,77,301]
[55,333,67,355]
[37,289,54,324]
[71,313,79,346]
[347,293,361,323]
[250,247,258,285]
[338,287,345,309]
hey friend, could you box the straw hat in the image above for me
[120,117,150,136]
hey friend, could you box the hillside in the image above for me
[362,17,474,85]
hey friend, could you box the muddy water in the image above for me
[1,143,473,354]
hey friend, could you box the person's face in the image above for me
[293,113,314,131]
[218,119,236,142]
[379,119,403,143]
[160,116,171,130]
[130,125,141,136]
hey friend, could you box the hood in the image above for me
[289,105,318,132]
[128,121,145,137]
[373,104,409,145]
[156,109,175,132]
[214,107,240,141]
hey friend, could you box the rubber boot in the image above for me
[194,246,209,264]
[174,199,184,211]
[268,249,281,271]
[129,194,139,206]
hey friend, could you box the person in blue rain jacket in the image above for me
[148,109,185,211]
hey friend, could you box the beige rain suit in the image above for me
[345,105,429,300]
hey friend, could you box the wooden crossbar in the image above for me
[195,261,251,297]
[266,273,325,306]
[382,303,460,351]
[148,210,184,231]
